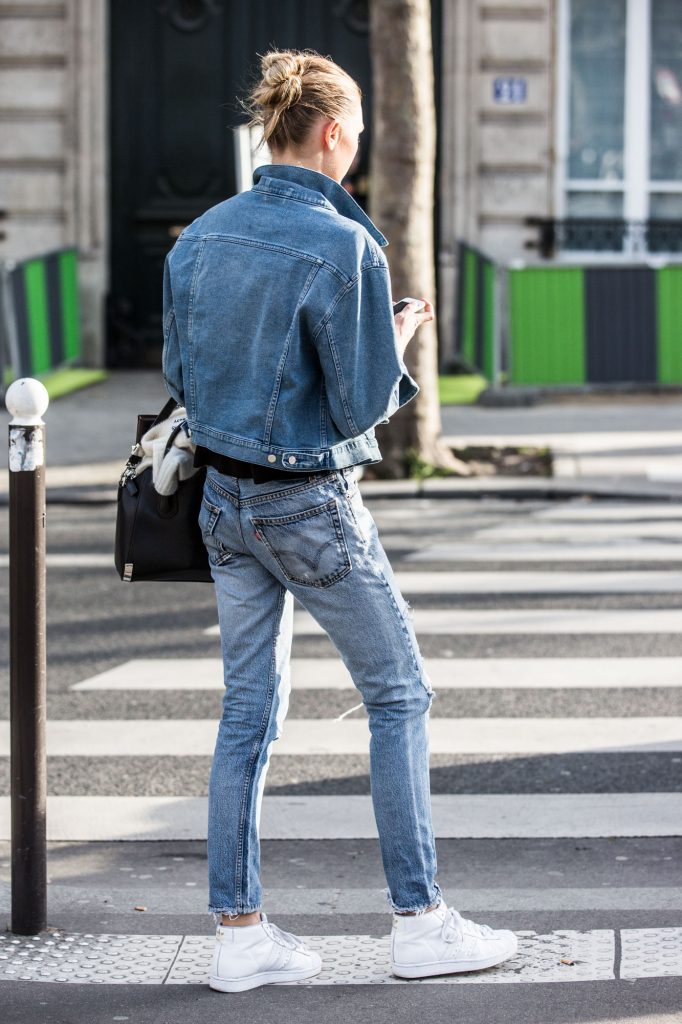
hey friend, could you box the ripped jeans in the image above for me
[198,463,442,920]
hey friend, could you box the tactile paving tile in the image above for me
[0,932,181,984]
[300,931,615,985]
[164,930,616,986]
[0,929,616,985]
[166,936,212,984]
[620,928,682,979]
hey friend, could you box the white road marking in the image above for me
[393,571,679,594]
[10,563,681,590]
[474,522,682,540]
[70,656,682,691]
[405,543,682,562]
[0,553,113,569]
[2,717,681,756]
[1,794,680,841]
[0,460,122,493]
[204,608,682,637]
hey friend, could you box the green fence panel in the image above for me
[482,259,496,381]
[455,242,497,381]
[461,247,478,366]
[23,258,52,375]
[59,248,81,362]
[656,266,682,383]
[3,246,82,380]
[508,267,586,385]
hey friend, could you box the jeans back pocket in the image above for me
[250,496,351,587]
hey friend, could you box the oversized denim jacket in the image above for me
[161,162,420,471]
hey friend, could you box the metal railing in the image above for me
[525,217,682,259]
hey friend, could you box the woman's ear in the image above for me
[324,119,341,151]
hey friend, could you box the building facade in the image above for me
[1,1,680,370]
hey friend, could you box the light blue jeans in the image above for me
[198,464,442,920]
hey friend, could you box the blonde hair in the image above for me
[240,47,361,152]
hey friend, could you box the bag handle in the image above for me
[119,396,184,488]
[151,396,180,430]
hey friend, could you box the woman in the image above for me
[162,47,517,992]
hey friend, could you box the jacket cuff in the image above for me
[379,364,420,423]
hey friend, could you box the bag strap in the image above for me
[151,396,180,430]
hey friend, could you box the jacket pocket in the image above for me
[250,497,351,587]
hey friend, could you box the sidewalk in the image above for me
[2,371,682,501]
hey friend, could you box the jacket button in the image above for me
[288,456,296,464]
[267,454,276,463]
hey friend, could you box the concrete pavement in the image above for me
[441,393,682,495]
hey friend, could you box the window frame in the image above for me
[554,0,682,259]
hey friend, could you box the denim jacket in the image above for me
[161,162,419,471]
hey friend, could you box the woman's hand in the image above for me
[394,298,435,357]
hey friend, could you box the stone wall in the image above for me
[0,0,108,366]
[439,0,556,365]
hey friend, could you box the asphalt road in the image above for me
[1,492,681,1023]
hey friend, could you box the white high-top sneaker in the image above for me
[390,899,518,979]
[209,912,322,992]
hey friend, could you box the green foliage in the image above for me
[438,374,488,405]
[404,447,461,481]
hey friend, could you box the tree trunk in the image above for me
[368,0,470,479]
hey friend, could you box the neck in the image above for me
[269,151,341,184]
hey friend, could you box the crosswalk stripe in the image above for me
[2,794,680,841]
[69,655,682,691]
[0,553,113,569]
[2,717,680,756]
[391,570,682,593]
[11,563,682,590]
[204,607,682,636]
[405,543,682,562]
[474,522,682,540]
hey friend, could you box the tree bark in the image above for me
[368,0,471,478]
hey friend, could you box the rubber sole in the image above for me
[391,936,519,979]
[209,960,322,992]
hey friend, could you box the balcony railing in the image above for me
[524,218,682,259]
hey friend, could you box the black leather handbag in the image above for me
[114,396,213,582]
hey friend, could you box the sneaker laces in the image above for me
[263,918,308,952]
[441,906,496,943]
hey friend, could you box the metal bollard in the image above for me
[6,377,49,935]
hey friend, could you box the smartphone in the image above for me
[393,297,426,315]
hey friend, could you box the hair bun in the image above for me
[241,48,361,152]
[261,52,305,109]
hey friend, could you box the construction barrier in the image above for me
[454,241,497,382]
[455,241,682,388]
[2,247,81,380]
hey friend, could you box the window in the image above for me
[557,0,682,255]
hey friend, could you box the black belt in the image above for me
[193,445,330,484]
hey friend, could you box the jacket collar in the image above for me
[252,163,388,247]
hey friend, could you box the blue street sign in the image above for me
[493,77,527,104]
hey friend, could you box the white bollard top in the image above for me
[5,378,50,425]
